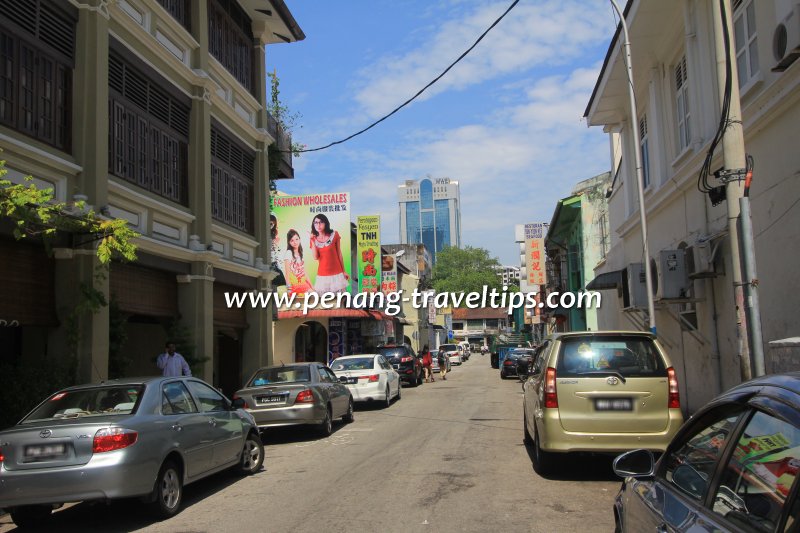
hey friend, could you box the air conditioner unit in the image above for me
[654,250,688,300]
[772,0,800,72]
[685,242,717,279]
[623,263,649,309]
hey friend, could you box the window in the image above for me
[434,199,451,252]
[421,210,435,262]
[208,0,254,93]
[185,380,228,412]
[0,0,74,151]
[156,0,191,31]
[675,55,691,151]
[108,51,189,204]
[162,382,198,414]
[210,126,255,233]
[733,0,759,88]
[420,179,433,209]
[317,366,333,383]
[661,406,745,500]
[639,114,650,189]
[405,202,420,243]
[556,336,668,378]
[712,411,800,531]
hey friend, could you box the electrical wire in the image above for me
[287,0,520,154]
[698,0,734,193]
[743,153,754,197]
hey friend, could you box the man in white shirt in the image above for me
[156,342,192,377]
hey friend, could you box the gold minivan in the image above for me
[522,331,684,475]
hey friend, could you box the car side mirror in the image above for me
[339,376,349,383]
[231,397,246,409]
[613,449,655,478]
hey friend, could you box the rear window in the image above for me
[249,366,311,386]
[22,385,144,422]
[377,347,409,358]
[440,344,458,351]
[556,336,667,378]
[330,358,375,371]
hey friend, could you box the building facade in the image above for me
[0,0,303,399]
[493,265,521,287]
[584,0,800,413]
[397,177,461,263]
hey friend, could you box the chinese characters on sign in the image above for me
[381,253,398,294]
[524,223,547,286]
[357,215,381,293]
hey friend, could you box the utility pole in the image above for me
[711,0,751,381]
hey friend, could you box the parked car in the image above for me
[513,348,538,381]
[234,362,354,437]
[0,377,263,528]
[329,354,401,408]
[501,348,536,379]
[522,331,684,476]
[376,344,423,386]
[439,343,462,366]
[612,372,800,533]
[458,342,471,361]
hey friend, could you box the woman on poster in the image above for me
[283,229,315,295]
[309,214,349,293]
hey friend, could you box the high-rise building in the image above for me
[398,177,461,263]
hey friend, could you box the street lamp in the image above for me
[609,0,657,335]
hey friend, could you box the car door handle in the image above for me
[171,424,182,432]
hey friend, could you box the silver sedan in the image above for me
[0,377,263,528]
[234,362,354,437]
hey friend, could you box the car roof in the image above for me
[547,330,657,340]
[333,354,379,359]
[255,362,325,370]
[722,372,800,407]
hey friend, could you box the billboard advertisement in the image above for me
[270,192,352,296]
[356,215,381,293]
[381,253,398,294]
[524,223,547,286]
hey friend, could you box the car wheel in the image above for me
[523,407,533,445]
[10,505,52,528]
[343,397,355,423]
[383,386,391,409]
[396,382,402,401]
[240,432,264,475]
[500,371,505,379]
[532,425,557,477]
[412,371,420,387]
[317,405,333,437]
[152,460,182,519]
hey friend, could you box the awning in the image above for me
[586,269,624,291]
[278,309,373,320]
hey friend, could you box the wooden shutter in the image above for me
[0,239,57,326]
[110,262,177,317]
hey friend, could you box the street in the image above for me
[0,357,619,533]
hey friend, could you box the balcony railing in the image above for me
[267,112,294,180]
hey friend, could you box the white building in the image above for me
[493,265,521,287]
[398,177,462,263]
[585,0,800,412]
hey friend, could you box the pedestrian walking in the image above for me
[421,344,434,383]
[438,347,448,380]
[156,342,192,377]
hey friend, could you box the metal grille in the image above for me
[0,0,75,61]
[210,126,254,233]
[156,0,191,31]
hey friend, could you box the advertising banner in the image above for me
[328,318,345,364]
[524,223,547,286]
[270,192,352,296]
[356,215,381,293]
[381,253,398,294]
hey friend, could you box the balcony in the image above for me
[267,112,294,181]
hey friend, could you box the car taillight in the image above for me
[544,367,558,408]
[400,356,414,363]
[667,367,680,409]
[232,394,249,409]
[296,389,315,404]
[361,375,380,382]
[93,428,138,453]
[0,447,4,463]
[504,360,514,366]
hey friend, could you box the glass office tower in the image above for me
[398,177,461,264]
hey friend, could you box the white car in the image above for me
[329,354,401,408]
[439,343,462,365]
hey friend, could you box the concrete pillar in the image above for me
[177,263,215,381]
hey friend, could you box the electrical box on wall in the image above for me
[655,249,688,300]
[624,263,649,309]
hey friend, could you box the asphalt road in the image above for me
[0,356,620,532]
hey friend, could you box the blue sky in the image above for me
[266,0,618,265]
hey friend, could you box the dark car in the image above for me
[500,350,523,379]
[612,372,800,533]
[376,344,423,387]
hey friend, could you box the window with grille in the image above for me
[210,126,255,233]
[639,114,650,188]
[733,0,759,88]
[108,51,189,204]
[674,56,691,151]
[0,0,75,151]
[156,0,191,31]
[208,0,254,93]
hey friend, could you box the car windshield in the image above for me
[377,347,407,358]
[440,344,458,351]
[330,358,374,371]
[249,366,311,386]
[22,385,144,422]
[556,336,667,378]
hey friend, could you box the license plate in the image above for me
[345,378,358,384]
[24,443,67,460]
[392,364,399,369]
[257,395,286,404]
[594,398,632,411]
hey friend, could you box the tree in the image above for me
[267,70,305,188]
[432,246,504,296]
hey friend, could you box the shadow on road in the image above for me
[258,420,350,445]
[522,441,620,482]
